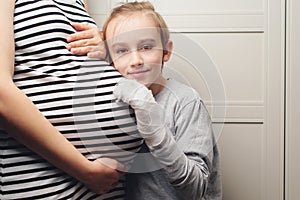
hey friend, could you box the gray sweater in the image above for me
[125,79,222,200]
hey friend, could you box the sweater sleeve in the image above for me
[145,99,219,200]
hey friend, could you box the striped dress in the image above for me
[0,0,142,199]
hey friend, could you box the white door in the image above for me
[87,0,286,199]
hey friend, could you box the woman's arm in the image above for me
[0,1,122,194]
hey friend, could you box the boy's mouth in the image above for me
[127,69,150,78]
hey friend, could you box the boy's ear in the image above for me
[163,40,173,62]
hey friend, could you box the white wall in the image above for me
[87,0,286,199]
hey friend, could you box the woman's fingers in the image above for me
[66,23,106,58]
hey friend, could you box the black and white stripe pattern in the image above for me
[0,0,142,199]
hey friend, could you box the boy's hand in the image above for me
[114,80,184,167]
[66,23,106,58]
[114,78,156,107]
[114,78,165,143]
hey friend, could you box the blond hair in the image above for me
[102,1,170,48]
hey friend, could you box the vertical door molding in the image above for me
[264,0,285,199]
[285,0,300,199]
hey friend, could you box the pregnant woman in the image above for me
[0,0,142,199]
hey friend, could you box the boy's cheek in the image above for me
[114,65,127,76]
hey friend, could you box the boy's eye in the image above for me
[140,44,153,51]
[116,48,128,54]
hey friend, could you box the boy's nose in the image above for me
[129,50,143,67]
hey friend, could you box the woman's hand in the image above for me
[66,23,106,59]
[81,158,127,194]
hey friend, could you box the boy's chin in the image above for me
[127,77,149,86]
[138,80,152,88]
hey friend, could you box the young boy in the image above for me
[82,1,222,199]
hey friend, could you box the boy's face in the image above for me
[106,12,172,87]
